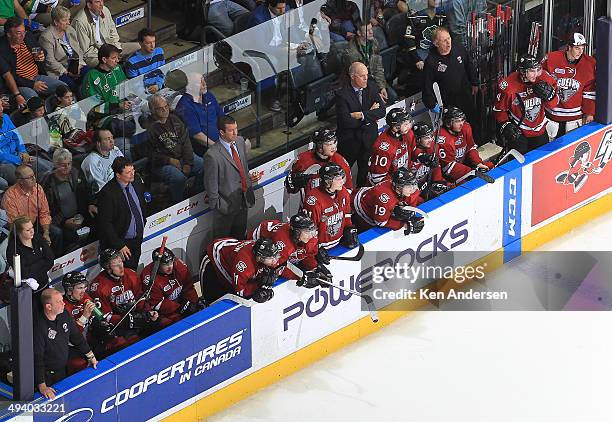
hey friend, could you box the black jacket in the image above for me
[97,177,147,250]
[7,232,54,292]
[0,33,47,89]
[41,169,91,227]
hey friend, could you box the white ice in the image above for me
[210,210,612,422]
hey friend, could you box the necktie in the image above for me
[231,144,248,192]
[357,89,363,105]
[126,186,144,236]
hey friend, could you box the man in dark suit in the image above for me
[204,115,261,240]
[336,61,386,186]
[97,157,147,271]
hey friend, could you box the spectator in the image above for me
[6,216,54,307]
[22,0,60,27]
[34,288,97,400]
[147,94,203,204]
[97,157,147,270]
[321,0,359,43]
[0,17,68,100]
[80,128,123,196]
[125,28,166,95]
[0,0,26,37]
[335,62,385,186]
[10,95,45,127]
[72,0,139,68]
[444,0,486,48]
[208,0,251,37]
[343,22,395,103]
[38,6,87,93]
[204,115,258,240]
[247,0,290,29]
[175,73,223,156]
[41,148,92,254]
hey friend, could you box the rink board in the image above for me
[1,121,610,421]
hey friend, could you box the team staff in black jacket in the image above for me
[34,288,98,399]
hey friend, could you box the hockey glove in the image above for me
[430,182,448,196]
[532,81,555,102]
[178,298,198,316]
[258,267,278,287]
[285,172,311,193]
[340,227,359,249]
[500,121,522,146]
[252,287,274,303]
[114,302,136,316]
[417,153,438,167]
[90,319,115,341]
[406,217,425,234]
[392,205,416,221]
[316,247,331,265]
[297,270,321,288]
[129,311,150,330]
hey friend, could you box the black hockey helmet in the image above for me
[386,108,413,128]
[290,213,317,238]
[319,163,345,184]
[518,54,541,74]
[99,248,122,271]
[312,128,337,146]
[442,107,466,127]
[62,271,88,294]
[152,247,175,265]
[413,122,434,140]
[253,238,281,261]
[392,168,418,188]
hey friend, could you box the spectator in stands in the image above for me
[42,148,91,255]
[7,216,54,308]
[72,0,140,68]
[39,6,87,93]
[147,94,203,204]
[97,157,147,270]
[444,0,486,48]
[2,165,54,245]
[0,0,27,37]
[0,17,68,100]
[125,28,166,95]
[81,43,128,115]
[247,0,290,29]
[175,73,224,157]
[370,0,408,26]
[81,128,123,198]
[343,22,395,103]
[10,95,45,127]
[0,63,27,109]
[34,288,97,400]
[22,0,62,27]
[321,0,360,43]
[208,0,251,37]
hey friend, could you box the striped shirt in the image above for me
[13,43,38,80]
[125,47,166,90]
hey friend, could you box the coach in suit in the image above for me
[336,61,386,186]
[204,115,258,240]
[97,157,147,270]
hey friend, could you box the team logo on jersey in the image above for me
[379,193,390,203]
[306,196,316,206]
[111,286,122,293]
[455,146,466,160]
[437,62,447,72]
[436,136,446,144]
[236,261,247,272]
[499,80,508,90]
[379,142,390,151]
[457,55,463,64]
[48,328,57,340]
[420,25,438,50]
[325,212,344,237]
[554,68,566,75]
[557,78,581,102]
[163,284,172,292]
[63,323,68,332]
[523,98,542,122]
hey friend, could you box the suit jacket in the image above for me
[39,25,87,78]
[335,78,385,149]
[97,177,147,250]
[72,6,122,67]
[203,137,255,216]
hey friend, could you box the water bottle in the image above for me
[86,300,104,320]
[49,125,62,149]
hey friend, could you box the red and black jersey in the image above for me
[301,186,352,249]
[409,143,446,190]
[541,50,596,122]
[140,258,198,317]
[207,238,283,298]
[493,71,559,137]
[367,129,415,186]
[436,123,491,182]
[89,268,146,326]
[247,220,318,279]
[288,149,353,194]
[352,180,423,231]
[63,293,95,334]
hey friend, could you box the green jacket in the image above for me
[81,65,127,114]
[342,38,386,91]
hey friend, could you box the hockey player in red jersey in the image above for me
[247,213,333,289]
[437,107,494,183]
[200,238,282,304]
[353,168,425,234]
[286,129,353,198]
[140,248,200,324]
[89,249,159,338]
[494,54,559,154]
[542,32,596,138]
[410,122,449,199]
[301,163,359,250]
[367,108,416,186]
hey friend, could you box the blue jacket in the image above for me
[247,4,291,29]
[0,114,25,165]
[175,92,224,142]
[125,47,166,90]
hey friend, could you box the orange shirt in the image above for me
[1,183,52,226]
[12,43,38,81]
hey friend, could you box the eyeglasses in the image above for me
[18,175,35,181]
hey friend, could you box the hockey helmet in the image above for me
[253,238,281,261]
[442,107,466,128]
[386,108,413,128]
[312,128,337,146]
[319,163,346,184]
[152,247,175,265]
[392,168,418,188]
[99,248,122,271]
[290,213,317,238]
[518,54,541,74]
[413,122,434,140]
[62,271,88,294]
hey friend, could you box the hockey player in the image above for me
[301,163,359,250]
[89,249,159,338]
[248,213,332,288]
[437,107,494,183]
[542,32,596,138]
[201,238,282,304]
[353,168,425,234]
[140,249,200,324]
[410,122,449,198]
[286,129,353,197]
[493,54,559,154]
[367,108,415,186]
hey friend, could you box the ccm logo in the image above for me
[507,177,517,237]
[51,258,75,273]
[177,201,199,215]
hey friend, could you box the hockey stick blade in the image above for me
[474,170,495,184]
[495,148,526,167]
[211,293,254,308]
[396,206,430,219]
[330,243,365,261]
[317,277,379,323]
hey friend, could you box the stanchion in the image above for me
[595,16,612,125]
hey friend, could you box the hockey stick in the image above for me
[210,293,254,308]
[455,169,495,184]
[110,236,168,335]
[329,243,365,261]
[495,148,525,167]
[285,261,378,323]
[426,82,444,201]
